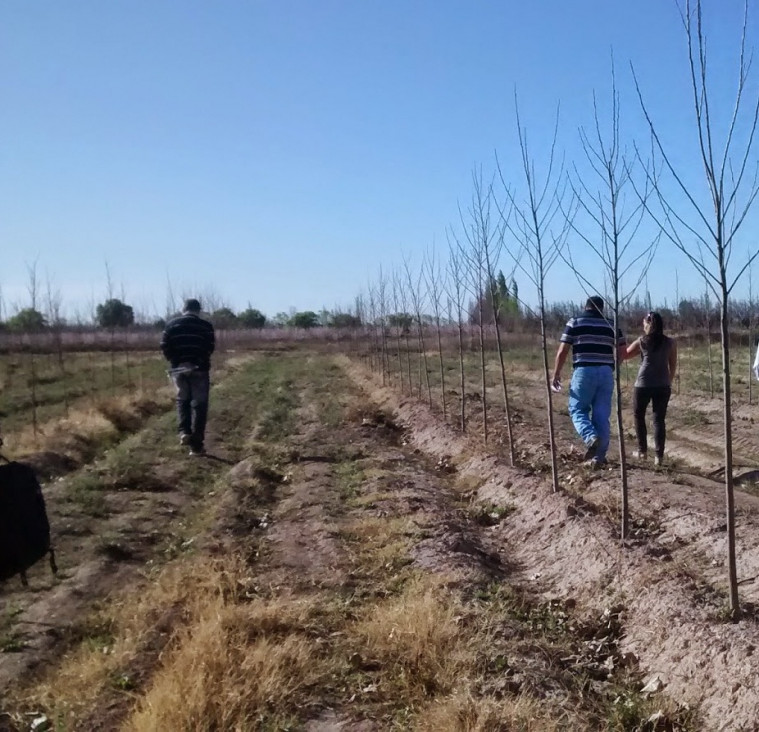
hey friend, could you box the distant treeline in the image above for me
[1,292,758,336]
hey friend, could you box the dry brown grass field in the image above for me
[1,335,758,730]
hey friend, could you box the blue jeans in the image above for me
[172,369,210,449]
[569,366,613,460]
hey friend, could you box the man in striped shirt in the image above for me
[551,296,626,466]
[160,298,216,456]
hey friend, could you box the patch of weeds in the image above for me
[628,516,662,542]
[99,448,167,493]
[336,460,366,503]
[160,529,197,561]
[0,606,27,653]
[471,580,519,607]
[110,671,137,692]
[256,380,299,442]
[471,501,515,526]
[66,471,109,517]
[678,408,711,427]
[0,630,27,653]
[606,688,699,731]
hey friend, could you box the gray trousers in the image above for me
[172,369,210,449]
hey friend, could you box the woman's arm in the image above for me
[669,340,678,383]
[623,338,641,360]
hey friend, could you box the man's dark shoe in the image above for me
[189,446,206,457]
[583,437,600,461]
[180,433,192,446]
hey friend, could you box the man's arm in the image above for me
[552,342,571,389]
[159,325,173,361]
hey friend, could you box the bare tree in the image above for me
[45,273,68,417]
[390,270,405,393]
[423,247,447,419]
[378,270,392,387]
[396,270,414,391]
[105,261,117,393]
[498,98,569,491]
[403,257,433,407]
[675,272,682,395]
[633,0,759,617]
[445,237,468,432]
[564,68,657,538]
[455,175,492,446]
[749,257,755,405]
[26,261,41,438]
[366,284,380,376]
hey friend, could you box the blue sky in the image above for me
[2,0,758,320]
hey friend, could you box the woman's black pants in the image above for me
[633,386,671,458]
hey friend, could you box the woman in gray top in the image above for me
[625,312,678,466]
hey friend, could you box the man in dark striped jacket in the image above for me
[160,298,216,456]
[551,296,626,467]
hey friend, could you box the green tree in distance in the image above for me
[7,308,47,333]
[96,299,134,328]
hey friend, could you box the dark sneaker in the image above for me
[180,433,192,446]
[583,437,600,461]
[654,455,663,467]
[189,445,206,457]
[587,457,608,470]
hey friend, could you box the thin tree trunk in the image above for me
[435,317,447,419]
[478,308,488,446]
[539,290,559,492]
[720,289,739,618]
[403,331,413,390]
[458,320,466,432]
[29,347,38,439]
[413,316,432,407]
[395,329,404,393]
[749,325,754,406]
[490,306,515,465]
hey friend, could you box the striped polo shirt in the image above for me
[160,313,216,370]
[560,310,625,368]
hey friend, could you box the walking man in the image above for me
[160,298,215,456]
[551,296,626,467]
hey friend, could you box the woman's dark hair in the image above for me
[641,311,665,352]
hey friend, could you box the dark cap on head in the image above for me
[585,295,604,313]
[183,298,201,314]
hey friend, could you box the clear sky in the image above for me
[2,0,758,321]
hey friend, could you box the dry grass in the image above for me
[15,552,340,730]
[8,390,169,464]
[351,575,466,699]
[342,516,415,581]
[417,691,558,732]
[125,597,326,731]
[13,556,241,727]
